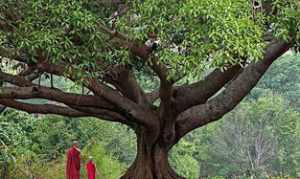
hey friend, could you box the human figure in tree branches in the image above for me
[66,141,81,179]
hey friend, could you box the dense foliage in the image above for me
[0,111,133,178]
[0,0,299,79]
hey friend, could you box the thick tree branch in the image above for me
[24,70,41,81]
[66,105,129,124]
[0,70,34,87]
[103,65,149,105]
[0,36,154,110]
[0,99,96,118]
[173,35,281,114]
[0,98,127,123]
[0,84,129,123]
[148,56,169,84]
[88,79,158,127]
[0,66,42,113]
[146,90,159,104]
[147,56,175,119]
[176,41,291,139]
[0,71,135,124]
[35,59,66,76]
[146,56,178,144]
[11,54,157,126]
[13,52,158,125]
[0,65,129,123]
[0,86,115,109]
[174,65,241,113]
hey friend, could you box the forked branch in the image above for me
[176,41,291,139]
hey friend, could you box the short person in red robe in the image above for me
[86,156,96,179]
[66,141,81,179]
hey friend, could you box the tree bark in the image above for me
[121,127,185,179]
[1,162,9,179]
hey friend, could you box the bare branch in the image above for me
[0,70,33,87]
[103,65,149,105]
[0,86,115,109]
[147,56,175,121]
[88,79,158,127]
[68,105,129,124]
[173,36,278,113]
[176,41,291,139]
[0,74,130,123]
[0,61,157,126]
[5,54,157,126]
[0,98,128,123]
[146,90,159,104]
[174,65,241,113]
[0,99,95,118]
[148,56,170,84]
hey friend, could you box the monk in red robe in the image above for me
[86,156,96,179]
[66,141,81,179]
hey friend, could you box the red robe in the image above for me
[86,161,96,179]
[66,147,81,179]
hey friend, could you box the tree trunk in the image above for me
[121,127,185,179]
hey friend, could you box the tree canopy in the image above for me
[0,0,299,78]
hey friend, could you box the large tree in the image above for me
[0,0,299,178]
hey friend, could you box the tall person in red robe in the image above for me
[66,141,81,179]
[86,156,96,179]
